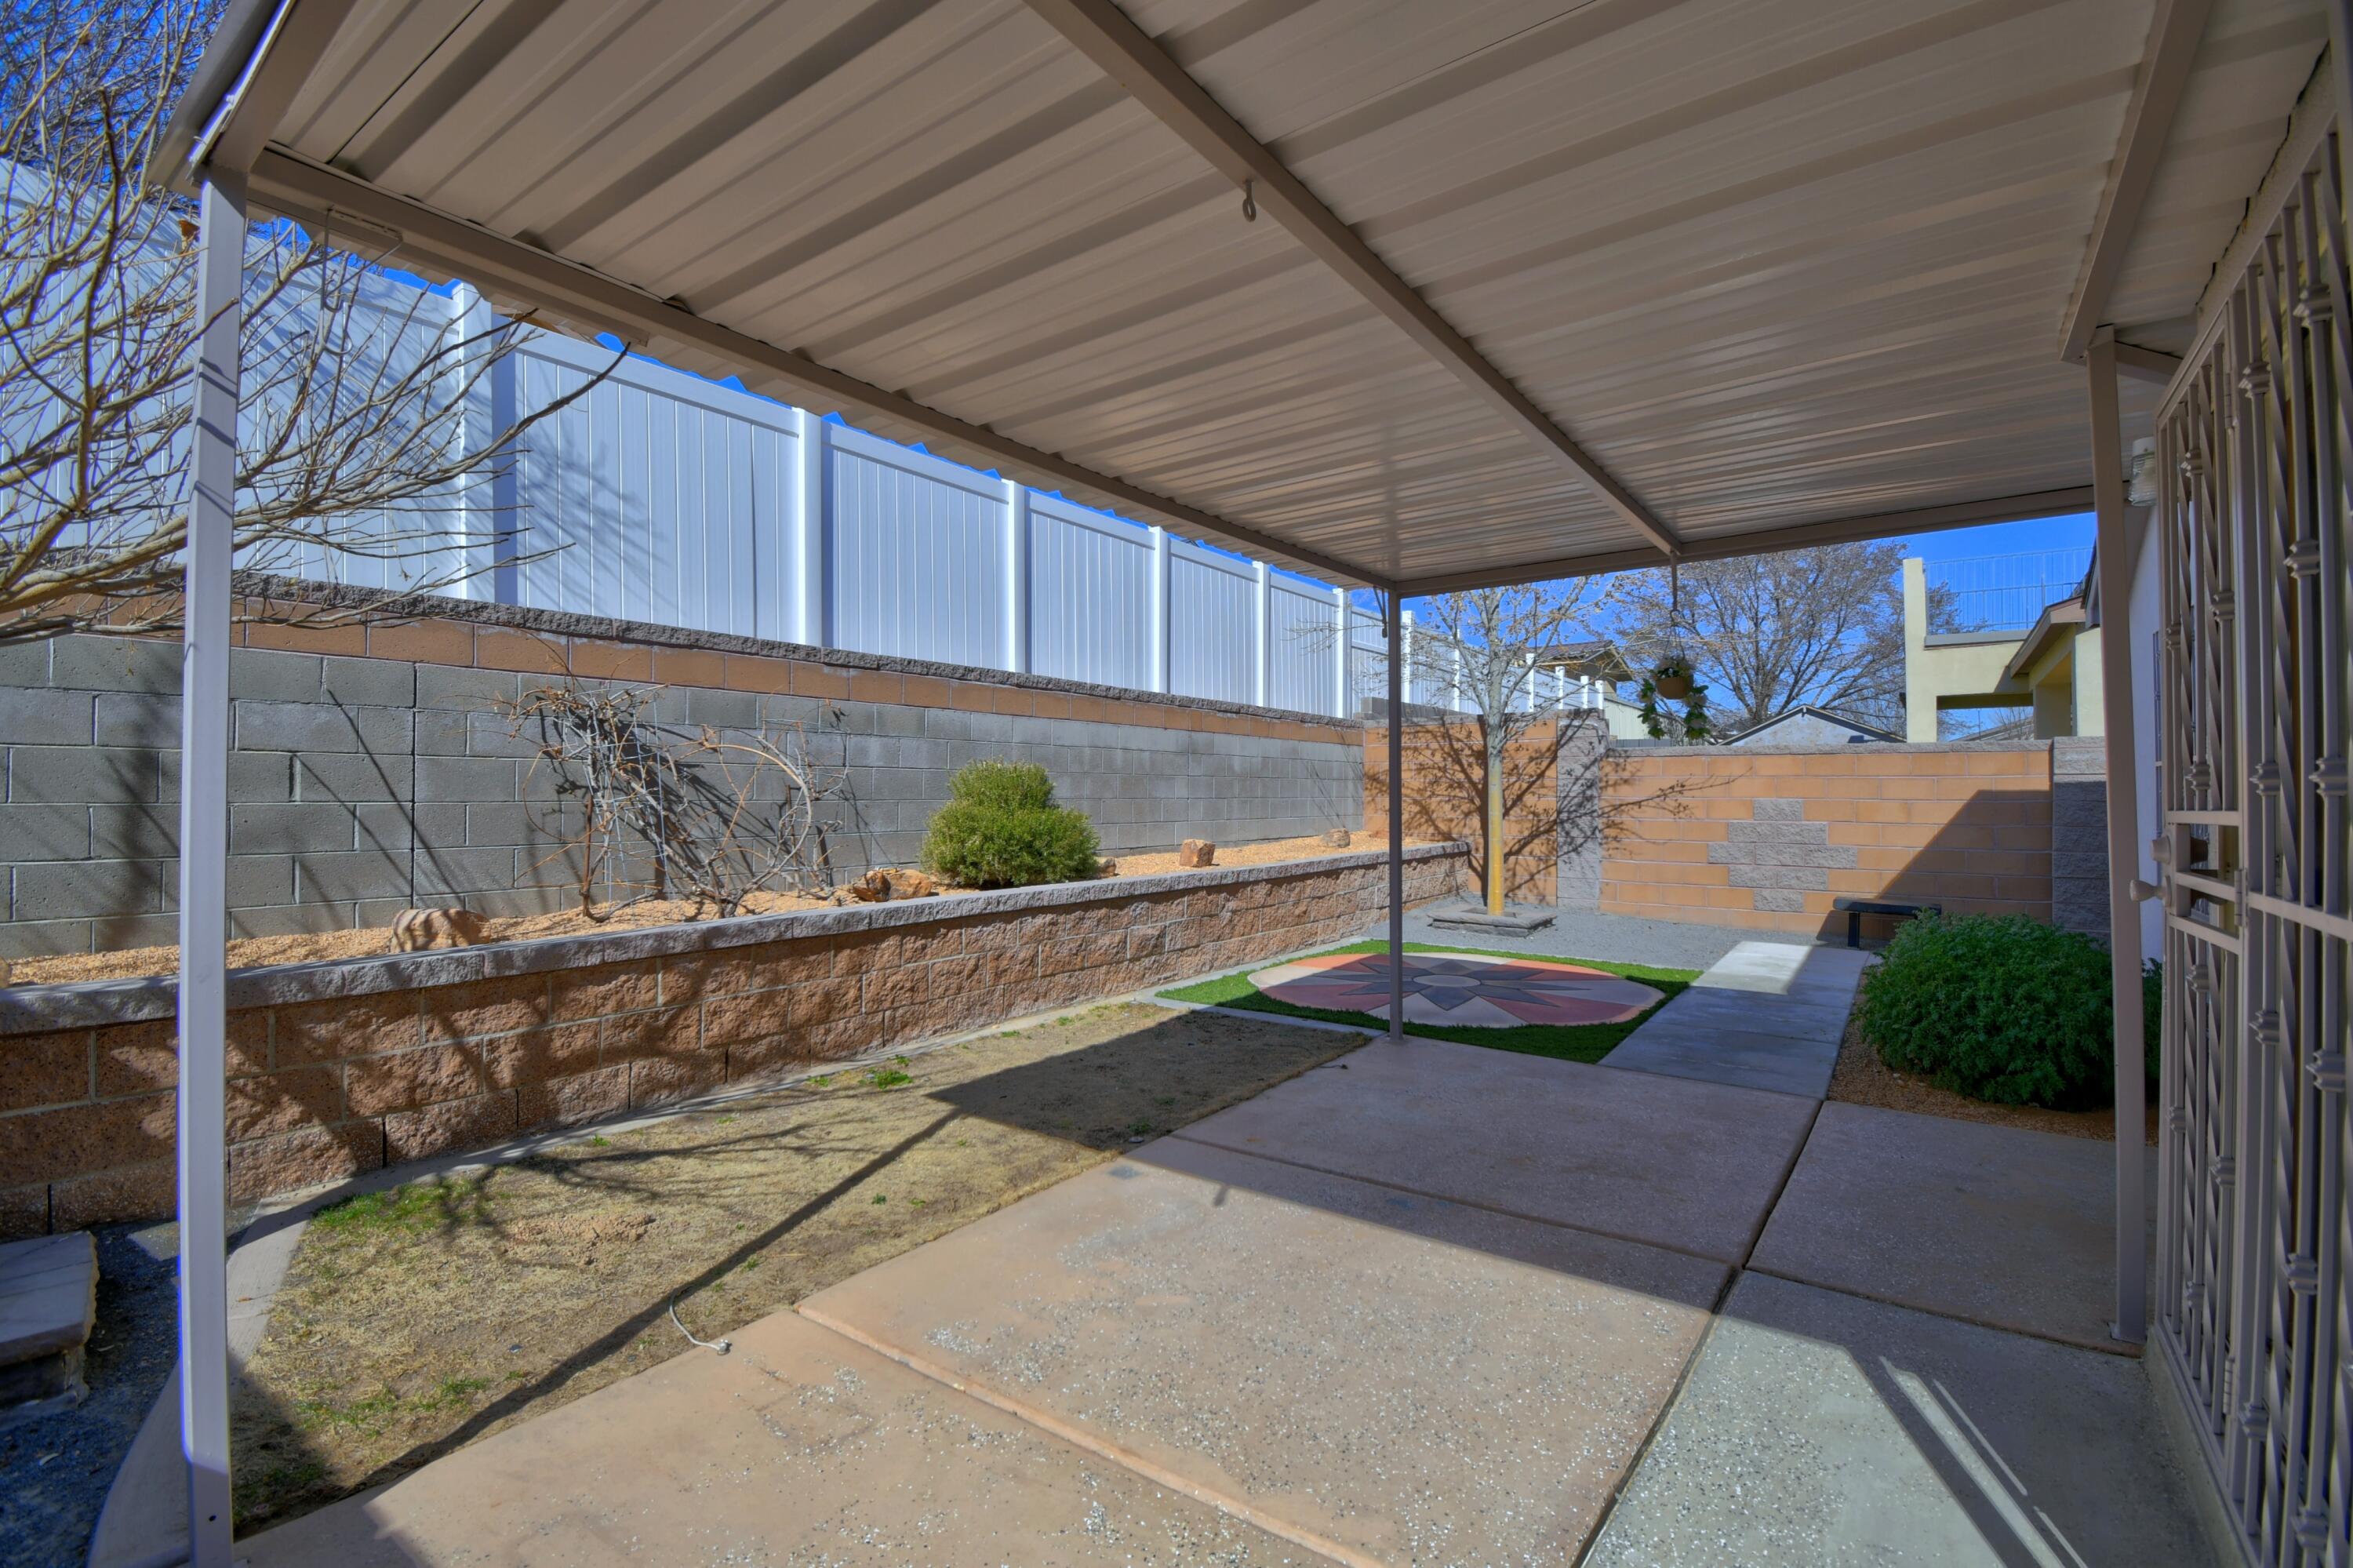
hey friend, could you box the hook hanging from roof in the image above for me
[1241,179,1257,222]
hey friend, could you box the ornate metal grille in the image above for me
[2155,122,2353,1568]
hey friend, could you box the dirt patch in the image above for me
[9,891,827,986]
[227,1001,1360,1532]
[13,835,1427,986]
[1829,1014,2157,1143]
[1108,832,1430,878]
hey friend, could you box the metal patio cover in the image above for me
[169,0,2328,591]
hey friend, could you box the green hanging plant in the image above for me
[1639,566,1711,740]
[1638,668,1711,741]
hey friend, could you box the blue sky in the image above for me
[1882,512,2093,565]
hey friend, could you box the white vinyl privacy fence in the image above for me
[303,283,1605,721]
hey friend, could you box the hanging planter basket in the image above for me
[1639,564,1710,738]
[1638,669,1712,742]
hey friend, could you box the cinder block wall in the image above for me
[1599,743,2059,939]
[0,600,1363,957]
[2049,737,2111,939]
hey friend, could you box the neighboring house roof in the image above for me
[1533,640,1634,682]
[1998,591,2089,686]
[1720,705,1902,746]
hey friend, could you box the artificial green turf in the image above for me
[1158,940,1698,1064]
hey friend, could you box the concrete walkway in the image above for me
[1601,939,1871,1098]
[238,953,2213,1567]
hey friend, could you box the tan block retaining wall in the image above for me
[0,844,1465,1238]
[1600,743,2056,938]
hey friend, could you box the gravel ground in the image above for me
[0,1221,180,1565]
[1383,907,1763,971]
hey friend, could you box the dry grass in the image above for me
[227,1001,1359,1532]
[1828,1014,2157,1143]
[15,835,1420,986]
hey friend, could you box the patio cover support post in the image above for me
[1386,592,1404,1040]
[179,168,245,1567]
[2086,328,2148,1345]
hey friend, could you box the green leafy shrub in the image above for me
[921,761,1100,890]
[1856,913,2162,1110]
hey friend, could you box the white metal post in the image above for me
[2087,328,2148,1346]
[789,406,827,647]
[1147,526,1170,693]
[1386,592,1406,1039]
[1253,560,1270,708]
[1001,479,1030,674]
[1332,584,1351,719]
[1401,609,1416,708]
[180,170,244,1568]
[484,290,520,606]
[445,282,495,597]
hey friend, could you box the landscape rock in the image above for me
[1177,839,1217,868]
[391,908,489,952]
[844,868,942,903]
[1320,829,1351,848]
[1097,857,1119,877]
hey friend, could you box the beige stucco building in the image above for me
[1900,557,2102,741]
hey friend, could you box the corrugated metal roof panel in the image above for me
[205,0,2326,587]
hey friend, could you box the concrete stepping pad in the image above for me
[1750,1101,2155,1350]
[1688,940,1871,999]
[1585,1272,2216,1566]
[0,1231,96,1421]
[1169,1038,1815,1262]
[802,1137,1725,1567]
[1601,940,1864,1098]
[1602,1023,1842,1098]
[236,1309,1292,1566]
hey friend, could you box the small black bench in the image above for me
[1831,897,1941,949]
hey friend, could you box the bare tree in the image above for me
[1366,580,1624,912]
[0,1,601,646]
[1611,543,1949,735]
[503,685,845,919]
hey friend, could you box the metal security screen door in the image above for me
[2155,115,2353,1568]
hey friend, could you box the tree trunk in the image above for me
[1484,723,1506,913]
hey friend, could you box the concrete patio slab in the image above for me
[1644,983,1857,1042]
[802,1138,1725,1567]
[1750,1102,2156,1350]
[1602,940,1864,1098]
[1601,1024,1841,1099]
[1585,1272,2217,1567]
[1167,1038,1817,1262]
[235,1310,1293,1567]
[1689,940,1871,999]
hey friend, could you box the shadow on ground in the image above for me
[230,1003,2209,1567]
[226,1002,1357,1533]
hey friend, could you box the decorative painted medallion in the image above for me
[1252,951,1662,1028]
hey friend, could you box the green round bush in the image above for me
[921,762,1100,890]
[1855,912,2158,1110]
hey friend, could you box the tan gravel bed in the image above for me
[8,834,1415,987]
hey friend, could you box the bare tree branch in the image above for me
[0,2,609,646]
[1610,543,1955,734]
[503,684,846,920]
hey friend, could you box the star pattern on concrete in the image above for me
[1252,951,1663,1028]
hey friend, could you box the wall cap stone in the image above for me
[0,842,1469,1034]
[226,570,1358,732]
